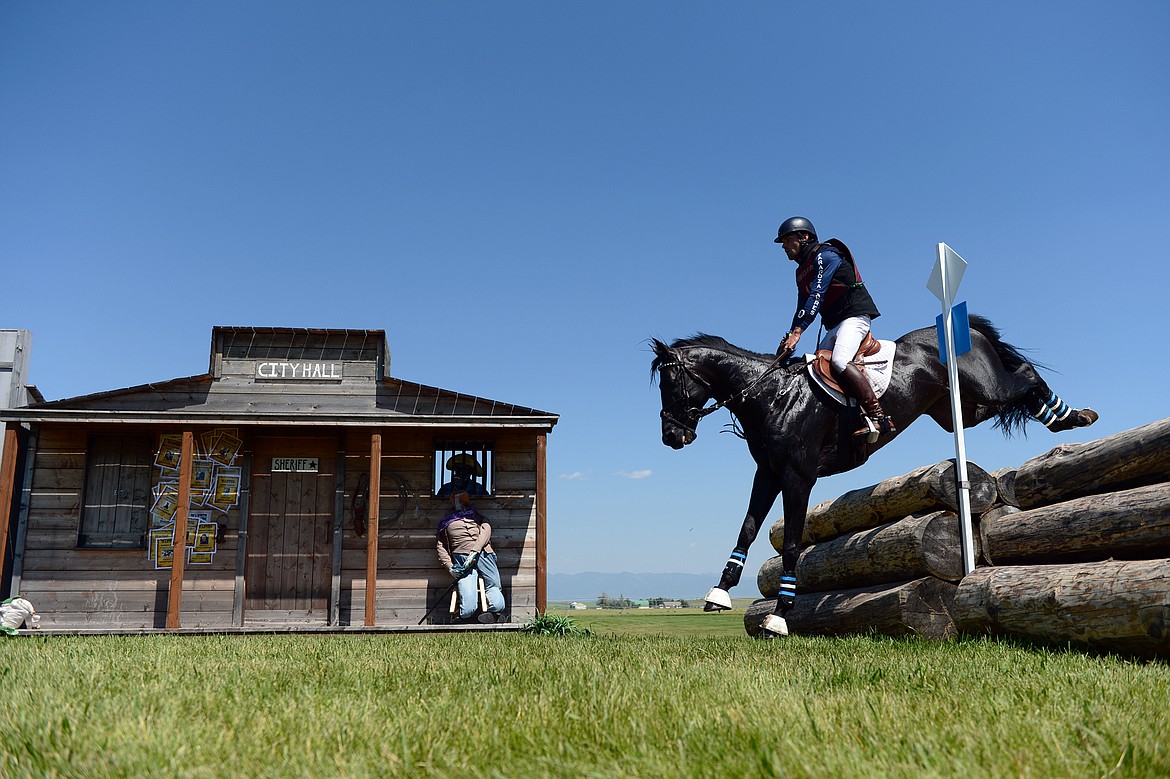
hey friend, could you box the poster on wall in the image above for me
[151,482,180,523]
[153,536,174,570]
[210,468,240,511]
[148,525,174,561]
[194,522,217,553]
[155,434,183,472]
[199,429,219,459]
[191,461,213,491]
[149,431,240,567]
[210,431,242,466]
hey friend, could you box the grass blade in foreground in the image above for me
[0,632,1167,778]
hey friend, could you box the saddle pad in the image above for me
[804,340,897,406]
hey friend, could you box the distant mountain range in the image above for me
[548,572,712,602]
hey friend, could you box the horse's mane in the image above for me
[650,334,772,378]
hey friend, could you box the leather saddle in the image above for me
[811,332,882,396]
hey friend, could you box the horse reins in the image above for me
[659,352,799,433]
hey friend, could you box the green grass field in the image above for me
[544,602,756,637]
[2,614,1168,778]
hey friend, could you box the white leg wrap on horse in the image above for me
[704,587,732,611]
[761,614,789,636]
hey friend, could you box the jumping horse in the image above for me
[650,315,1097,637]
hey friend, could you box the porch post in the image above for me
[536,432,547,614]
[0,428,20,592]
[8,428,38,597]
[231,450,252,628]
[364,432,381,626]
[166,430,194,629]
[330,434,346,626]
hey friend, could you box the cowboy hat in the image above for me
[445,453,484,476]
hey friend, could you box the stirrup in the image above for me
[854,414,894,444]
[854,415,880,444]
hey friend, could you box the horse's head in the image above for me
[650,339,712,449]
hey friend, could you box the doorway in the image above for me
[245,436,337,623]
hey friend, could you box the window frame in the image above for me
[432,441,494,498]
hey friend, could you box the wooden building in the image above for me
[0,327,557,631]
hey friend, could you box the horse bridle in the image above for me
[657,358,715,435]
[658,352,795,435]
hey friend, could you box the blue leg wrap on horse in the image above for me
[720,551,746,588]
[1033,392,1074,428]
[1046,394,1072,421]
[778,574,796,609]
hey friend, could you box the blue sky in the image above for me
[3,2,1168,589]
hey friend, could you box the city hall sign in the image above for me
[255,361,344,381]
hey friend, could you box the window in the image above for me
[78,435,153,549]
[433,442,493,498]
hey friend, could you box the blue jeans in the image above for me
[453,552,505,619]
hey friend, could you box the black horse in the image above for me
[650,315,1097,637]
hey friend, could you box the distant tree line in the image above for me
[595,593,633,609]
[595,594,690,609]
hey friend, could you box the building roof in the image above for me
[0,327,557,431]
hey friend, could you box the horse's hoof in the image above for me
[1050,408,1099,432]
[761,614,789,637]
[704,587,732,611]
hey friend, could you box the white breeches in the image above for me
[817,315,872,374]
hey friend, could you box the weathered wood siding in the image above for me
[18,427,240,628]
[18,426,541,628]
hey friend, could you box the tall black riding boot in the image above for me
[834,363,896,441]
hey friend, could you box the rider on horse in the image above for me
[774,216,896,439]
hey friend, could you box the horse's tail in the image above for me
[967,315,1043,436]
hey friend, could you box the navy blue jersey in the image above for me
[791,241,880,331]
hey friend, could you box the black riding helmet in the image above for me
[774,216,817,243]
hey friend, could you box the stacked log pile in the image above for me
[746,460,996,640]
[958,417,1170,657]
[745,417,1170,658]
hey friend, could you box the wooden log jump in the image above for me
[770,459,996,549]
[991,467,1017,508]
[745,577,958,639]
[980,482,1170,566]
[954,559,1170,658]
[749,418,1170,655]
[1012,416,1170,509]
[758,510,966,596]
